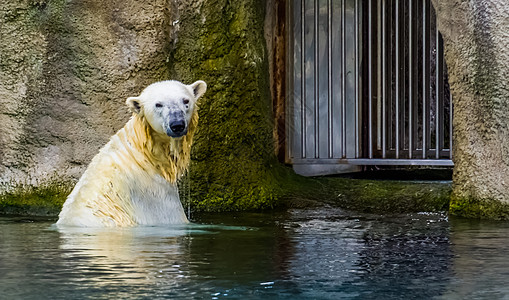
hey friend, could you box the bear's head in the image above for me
[126,80,207,138]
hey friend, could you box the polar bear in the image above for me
[57,80,207,227]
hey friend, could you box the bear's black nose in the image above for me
[170,120,186,133]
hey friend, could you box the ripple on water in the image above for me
[1,209,509,299]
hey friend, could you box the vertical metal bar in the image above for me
[314,0,319,158]
[414,1,420,159]
[435,24,440,159]
[377,0,382,152]
[286,0,293,162]
[341,0,346,158]
[400,0,406,157]
[422,0,430,159]
[368,0,373,159]
[301,0,306,158]
[355,0,360,158]
[437,29,445,158]
[382,0,386,158]
[387,0,393,155]
[328,0,333,158]
[395,0,400,159]
[408,0,414,159]
[450,89,453,159]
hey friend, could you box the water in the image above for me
[1,207,509,299]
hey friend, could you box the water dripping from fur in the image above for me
[178,170,192,221]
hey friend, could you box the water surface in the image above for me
[1,208,509,299]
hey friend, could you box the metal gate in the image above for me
[286,0,453,175]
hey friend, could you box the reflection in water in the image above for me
[55,222,287,299]
[2,210,509,299]
[57,226,196,298]
[441,218,509,299]
[278,209,452,299]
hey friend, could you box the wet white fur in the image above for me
[57,80,206,227]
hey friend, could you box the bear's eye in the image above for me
[155,103,163,108]
[183,99,190,105]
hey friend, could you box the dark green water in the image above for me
[1,207,509,299]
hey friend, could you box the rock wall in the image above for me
[0,0,175,193]
[1,0,282,211]
[168,0,282,211]
[6,0,493,216]
[432,0,509,219]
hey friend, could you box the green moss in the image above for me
[0,0,71,216]
[169,0,280,211]
[2,0,455,216]
[0,1,454,216]
[0,180,71,216]
[449,194,509,220]
[27,0,66,32]
[277,170,452,213]
[167,1,453,214]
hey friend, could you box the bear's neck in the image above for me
[122,114,197,183]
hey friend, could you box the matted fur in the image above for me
[124,109,198,183]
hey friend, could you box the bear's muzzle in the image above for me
[168,120,187,137]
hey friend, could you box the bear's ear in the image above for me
[189,80,207,100]
[126,97,142,115]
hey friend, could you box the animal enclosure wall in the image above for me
[286,0,452,175]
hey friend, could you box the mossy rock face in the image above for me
[0,180,71,216]
[0,0,454,216]
[449,195,509,220]
[432,1,509,220]
[170,0,282,211]
[279,174,452,214]
[1,0,175,203]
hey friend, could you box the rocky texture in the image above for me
[1,0,284,212]
[0,0,175,202]
[168,0,283,211]
[0,0,481,216]
[431,0,509,219]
